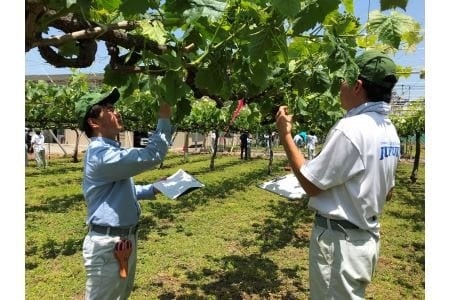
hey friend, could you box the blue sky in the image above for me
[25,0,425,100]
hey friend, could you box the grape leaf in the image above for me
[271,0,301,18]
[140,20,167,45]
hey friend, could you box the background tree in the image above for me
[391,98,425,183]
[25,72,92,162]
[178,97,261,170]
[179,96,226,167]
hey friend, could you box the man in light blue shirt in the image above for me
[75,87,172,299]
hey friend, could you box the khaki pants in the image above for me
[309,221,380,299]
[307,147,315,160]
[83,231,138,300]
[35,149,46,168]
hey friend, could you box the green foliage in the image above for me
[25,72,162,132]
[27,0,423,142]
[271,0,301,18]
[367,10,421,49]
[380,0,408,11]
[180,97,223,132]
[25,72,91,129]
[116,88,160,131]
[391,99,425,137]
[233,103,263,132]
[119,0,159,18]
[182,0,227,23]
[139,19,168,45]
[103,66,133,87]
[159,70,191,104]
[195,64,225,95]
[292,0,341,34]
[290,91,344,138]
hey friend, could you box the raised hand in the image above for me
[275,106,293,136]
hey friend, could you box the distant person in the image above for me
[306,132,318,160]
[240,131,248,159]
[275,50,401,299]
[25,128,32,166]
[246,133,252,159]
[25,143,28,167]
[75,87,173,299]
[26,128,33,154]
[293,132,305,148]
[299,131,307,149]
[25,129,28,167]
[263,133,270,155]
[31,129,46,168]
[270,131,279,147]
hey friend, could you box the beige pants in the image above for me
[309,222,380,299]
[83,231,138,300]
[35,149,46,168]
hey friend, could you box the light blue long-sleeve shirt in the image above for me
[83,118,172,227]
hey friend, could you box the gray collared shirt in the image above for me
[83,119,171,227]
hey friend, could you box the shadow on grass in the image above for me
[28,177,82,190]
[141,175,314,298]
[185,159,286,204]
[151,254,296,299]
[198,254,282,298]
[138,160,286,239]
[380,163,425,292]
[385,166,425,231]
[26,194,85,214]
[136,214,160,240]
[25,164,83,177]
[26,236,85,270]
[153,155,268,180]
[152,254,305,299]
[160,153,213,169]
[244,199,313,253]
[25,158,277,269]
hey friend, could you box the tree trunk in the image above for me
[72,129,80,163]
[410,131,421,183]
[202,133,207,152]
[183,132,190,161]
[408,136,413,160]
[171,130,178,146]
[267,132,273,175]
[48,129,68,156]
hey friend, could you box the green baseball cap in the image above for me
[75,87,120,131]
[356,50,397,88]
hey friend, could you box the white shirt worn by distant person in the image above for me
[307,134,318,150]
[31,133,45,151]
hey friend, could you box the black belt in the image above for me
[89,223,139,236]
[315,214,360,230]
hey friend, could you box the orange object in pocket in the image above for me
[113,239,132,279]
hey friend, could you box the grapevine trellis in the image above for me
[26,0,424,173]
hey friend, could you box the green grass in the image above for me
[25,152,424,299]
